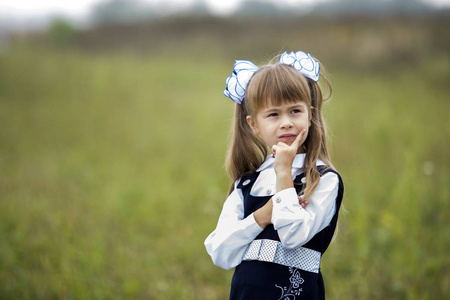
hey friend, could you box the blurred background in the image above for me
[0,0,449,299]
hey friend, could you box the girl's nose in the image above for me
[280,117,294,129]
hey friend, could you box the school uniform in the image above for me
[205,154,344,300]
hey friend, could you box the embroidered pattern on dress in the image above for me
[275,267,304,300]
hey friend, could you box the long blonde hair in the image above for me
[225,57,334,200]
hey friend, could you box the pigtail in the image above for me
[225,101,268,194]
[302,72,334,200]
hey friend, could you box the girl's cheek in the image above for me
[302,129,309,143]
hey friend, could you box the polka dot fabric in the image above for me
[242,239,321,273]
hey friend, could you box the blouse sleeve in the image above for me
[271,172,339,249]
[204,181,264,270]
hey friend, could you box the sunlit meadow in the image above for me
[0,16,449,299]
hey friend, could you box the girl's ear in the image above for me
[246,115,260,135]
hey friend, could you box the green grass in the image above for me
[0,46,449,299]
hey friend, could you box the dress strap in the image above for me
[242,239,321,274]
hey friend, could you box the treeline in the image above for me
[34,14,448,73]
[87,0,444,25]
[7,0,449,75]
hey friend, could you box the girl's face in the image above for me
[246,100,311,150]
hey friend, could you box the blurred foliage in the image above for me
[0,14,449,299]
[49,14,449,74]
[311,0,432,17]
[89,0,157,25]
[47,18,77,48]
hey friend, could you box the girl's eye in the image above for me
[268,113,278,117]
[291,109,301,114]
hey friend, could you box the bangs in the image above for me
[245,63,311,113]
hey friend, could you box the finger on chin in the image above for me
[293,129,307,149]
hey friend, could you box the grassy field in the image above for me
[1,18,449,299]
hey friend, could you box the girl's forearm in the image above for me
[276,171,294,192]
[254,199,273,228]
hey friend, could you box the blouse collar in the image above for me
[256,153,325,172]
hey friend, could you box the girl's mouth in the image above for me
[279,134,297,141]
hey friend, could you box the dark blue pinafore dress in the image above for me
[230,166,344,300]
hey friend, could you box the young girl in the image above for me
[205,51,344,300]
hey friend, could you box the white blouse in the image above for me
[204,154,340,270]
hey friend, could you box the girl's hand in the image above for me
[299,196,310,208]
[272,129,307,192]
[272,129,307,174]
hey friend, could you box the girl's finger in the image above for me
[292,129,306,150]
[298,196,310,208]
[272,142,288,156]
[272,145,277,157]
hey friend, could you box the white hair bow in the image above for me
[224,51,320,104]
